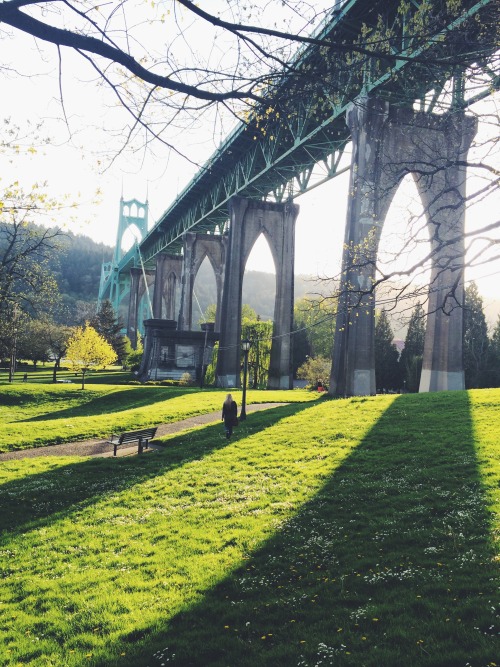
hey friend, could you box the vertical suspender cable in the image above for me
[135,240,154,319]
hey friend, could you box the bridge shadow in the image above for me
[0,403,309,536]
[14,387,196,423]
[94,391,498,667]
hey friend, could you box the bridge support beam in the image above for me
[330,97,476,397]
[152,253,183,321]
[178,233,227,332]
[127,267,154,349]
[418,113,477,392]
[216,196,298,389]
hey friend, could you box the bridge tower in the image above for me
[330,97,476,397]
[98,197,149,331]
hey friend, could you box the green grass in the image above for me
[0,388,499,666]
[0,385,315,452]
[0,366,135,386]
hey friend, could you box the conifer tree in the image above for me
[487,314,500,387]
[90,300,126,364]
[375,309,401,392]
[463,282,490,388]
[399,302,426,392]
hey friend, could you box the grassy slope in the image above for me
[0,386,316,452]
[0,389,498,666]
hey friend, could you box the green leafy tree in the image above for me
[45,321,74,382]
[375,309,401,392]
[127,336,144,372]
[17,319,51,369]
[291,321,311,378]
[198,303,217,328]
[464,282,490,388]
[399,302,426,392]
[294,297,336,359]
[297,355,331,389]
[200,304,273,388]
[242,318,273,389]
[0,184,63,355]
[65,323,117,389]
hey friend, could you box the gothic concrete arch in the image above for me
[152,253,182,321]
[178,232,226,332]
[330,97,476,397]
[216,196,299,389]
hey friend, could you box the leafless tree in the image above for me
[1,0,498,318]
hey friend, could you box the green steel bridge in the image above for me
[98,0,499,314]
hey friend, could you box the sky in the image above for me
[1,1,499,322]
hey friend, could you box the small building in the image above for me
[139,320,218,383]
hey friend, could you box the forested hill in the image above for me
[53,231,113,301]
[49,229,330,321]
[50,231,500,331]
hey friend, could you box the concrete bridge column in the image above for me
[127,267,142,349]
[267,203,298,389]
[330,98,393,397]
[418,113,477,392]
[178,233,196,331]
[216,196,299,389]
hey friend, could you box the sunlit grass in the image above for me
[0,385,316,452]
[0,389,498,666]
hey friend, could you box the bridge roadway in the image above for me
[103,0,498,292]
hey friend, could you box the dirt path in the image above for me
[0,403,287,461]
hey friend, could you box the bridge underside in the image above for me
[98,0,497,395]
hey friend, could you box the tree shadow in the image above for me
[0,403,310,536]
[17,387,196,423]
[96,392,499,667]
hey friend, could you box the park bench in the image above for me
[108,427,158,456]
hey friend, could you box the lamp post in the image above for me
[240,338,251,421]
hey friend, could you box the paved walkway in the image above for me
[0,403,287,461]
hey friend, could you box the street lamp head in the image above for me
[241,338,251,352]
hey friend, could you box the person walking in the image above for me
[222,393,238,439]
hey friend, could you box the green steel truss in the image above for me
[106,0,498,284]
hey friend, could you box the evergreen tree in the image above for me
[399,302,426,392]
[489,315,500,387]
[375,309,401,392]
[89,299,127,363]
[463,282,490,388]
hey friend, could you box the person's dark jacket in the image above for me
[222,400,237,425]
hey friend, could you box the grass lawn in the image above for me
[0,388,499,666]
[0,385,316,452]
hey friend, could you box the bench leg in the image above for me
[138,437,143,454]
[114,444,117,456]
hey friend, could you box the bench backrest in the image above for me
[119,427,157,445]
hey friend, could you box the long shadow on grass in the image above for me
[0,403,310,536]
[100,391,499,667]
[18,387,195,423]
